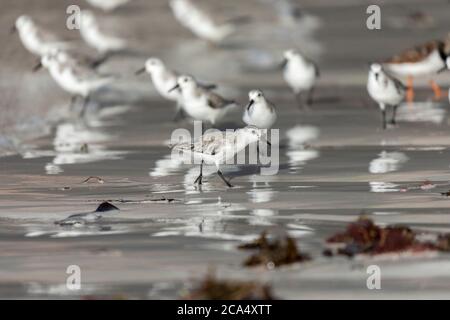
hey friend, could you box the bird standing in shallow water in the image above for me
[169,75,237,128]
[282,49,319,109]
[135,58,217,122]
[367,63,406,129]
[382,38,450,103]
[171,126,269,187]
[41,49,115,118]
[13,15,71,57]
[243,90,277,129]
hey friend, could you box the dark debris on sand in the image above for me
[325,216,450,257]
[238,231,311,268]
[183,273,274,300]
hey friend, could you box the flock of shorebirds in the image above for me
[11,0,450,187]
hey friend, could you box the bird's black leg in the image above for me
[173,105,185,123]
[194,160,204,185]
[70,95,79,111]
[390,105,398,125]
[217,170,233,188]
[295,92,303,109]
[381,109,387,130]
[80,95,90,119]
[306,87,315,106]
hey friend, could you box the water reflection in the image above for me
[396,102,446,124]
[46,123,127,172]
[285,125,320,172]
[369,151,408,174]
[150,155,184,177]
[369,181,400,193]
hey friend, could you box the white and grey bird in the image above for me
[136,57,182,108]
[79,10,127,54]
[13,15,71,57]
[135,58,218,121]
[172,126,269,187]
[41,49,115,116]
[282,49,319,108]
[169,75,237,126]
[243,90,277,129]
[367,63,406,129]
[169,0,235,44]
[85,0,131,11]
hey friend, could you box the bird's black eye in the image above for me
[257,93,261,97]
[184,79,188,82]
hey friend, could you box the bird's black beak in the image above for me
[10,25,16,34]
[168,84,180,93]
[279,58,287,69]
[246,99,254,110]
[135,67,145,75]
[374,73,379,81]
[32,60,42,72]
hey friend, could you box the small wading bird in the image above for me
[84,0,132,11]
[171,126,270,187]
[367,63,406,129]
[79,10,127,55]
[382,38,450,103]
[243,90,277,129]
[135,58,217,121]
[40,49,116,117]
[169,75,237,128]
[12,15,72,57]
[282,49,319,109]
[169,0,237,44]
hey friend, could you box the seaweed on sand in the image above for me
[184,273,274,300]
[325,216,437,257]
[238,231,311,268]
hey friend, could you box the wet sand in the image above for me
[2,0,450,299]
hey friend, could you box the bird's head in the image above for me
[247,89,265,108]
[14,15,33,32]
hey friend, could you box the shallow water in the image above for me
[2,0,450,299]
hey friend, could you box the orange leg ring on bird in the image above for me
[406,76,414,104]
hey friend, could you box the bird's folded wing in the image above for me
[384,40,442,64]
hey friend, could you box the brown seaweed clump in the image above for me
[325,216,435,257]
[238,231,311,268]
[184,273,274,300]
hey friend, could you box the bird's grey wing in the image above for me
[207,92,234,109]
[385,72,406,93]
[199,82,217,90]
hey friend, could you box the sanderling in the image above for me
[79,10,127,54]
[41,49,115,116]
[243,90,277,129]
[169,0,235,44]
[135,57,182,116]
[367,63,406,129]
[282,49,319,108]
[13,15,71,57]
[135,58,218,121]
[85,0,131,11]
[172,126,269,187]
[169,75,237,127]
[382,38,450,102]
